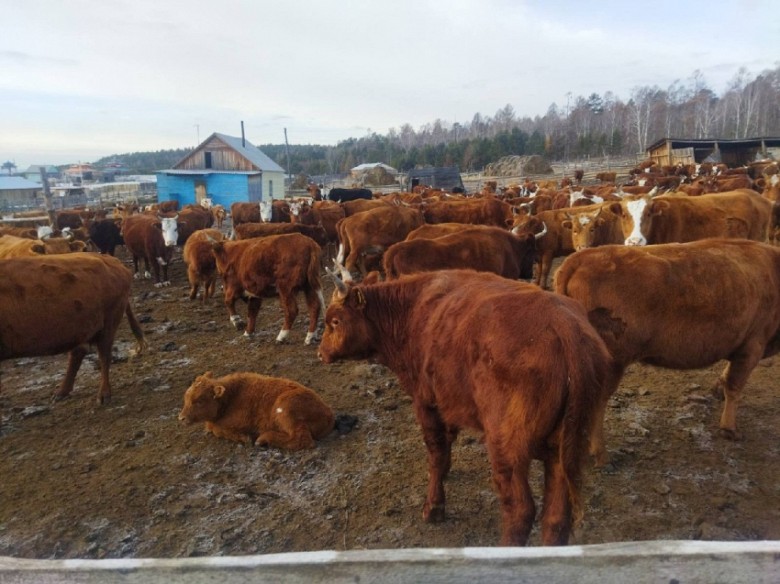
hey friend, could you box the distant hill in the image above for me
[93,148,192,174]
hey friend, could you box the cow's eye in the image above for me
[330,318,339,327]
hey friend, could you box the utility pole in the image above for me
[284,128,292,190]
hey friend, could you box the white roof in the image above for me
[0,177,42,190]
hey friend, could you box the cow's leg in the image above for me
[142,256,152,280]
[589,363,624,467]
[486,437,535,546]
[188,267,199,301]
[224,288,245,330]
[539,251,554,289]
[244,297,262,336]
[53,344,88,401]
[94,335,115,405]
[716,343,763,439]
[276,291,298,343]
[414,400,458,523]
[540,452,574,546]
[302,288,324,345]
[204,275,216,302]
[257,419,316,450]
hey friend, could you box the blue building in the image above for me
[156,132,286,209]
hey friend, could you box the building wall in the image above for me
[177,137,255,172]
[157,173,287,208]
[0,189,42,212]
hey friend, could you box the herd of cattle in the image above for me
[1,156,779,547]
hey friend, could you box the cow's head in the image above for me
[317,273,376,364]
[158,214,179,247]
[567,208,602,251]
[611,196,668,246]
[259,201,273,222]
[178,372,223,424]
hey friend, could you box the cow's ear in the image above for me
[153,222,162,231]
[201,371,213,379]
[32,243,46,254]
[608,202,622,216]
[562,219,573,229]
[650,200,670,215]
[70,241,87,252]
[213,385,226,399]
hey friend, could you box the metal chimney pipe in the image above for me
[241,121,245,147]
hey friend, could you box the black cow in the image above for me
[88,219,124,256]
[328,188,373,203]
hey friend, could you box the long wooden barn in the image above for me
[646,137,780,168]
[156,132,286,209]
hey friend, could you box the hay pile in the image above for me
[484,155,553,176]
[362,166,397,186]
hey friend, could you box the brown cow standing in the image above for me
[211,233,325,345]
[0,234,86,258]
[383,226,537,280]
[0,254,147,404]
[179,371,334,449]
[554,239,780,466]
[121,214,180,286]
[182,228,225,302]
[318,270,612,546]
[336,205,424,277]
[422,197,514,227]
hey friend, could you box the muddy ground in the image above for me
[0,243,778,559]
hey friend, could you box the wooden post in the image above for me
[39,166,55,226]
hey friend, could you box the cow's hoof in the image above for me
[51,393,70,402]
[243,331,254,338]
[154,282,163,288]
[718,427,742,441]
[423,504,445,523]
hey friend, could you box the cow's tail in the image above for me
[557,318,611,530]
[125,302,148,356]
[307,245,325,317]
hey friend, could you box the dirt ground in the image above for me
[0,243,778,560]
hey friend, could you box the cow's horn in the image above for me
[535,222,548,239]
[325,266,349,299]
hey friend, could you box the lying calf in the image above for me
[178,371,335,450]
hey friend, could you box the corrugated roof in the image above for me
[0,177,42,190]
[214,133,286,173]
[158,170,261,176]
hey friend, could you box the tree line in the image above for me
[96,65,780,175]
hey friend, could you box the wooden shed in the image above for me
[156,132,286,209]
[646,137,780,168]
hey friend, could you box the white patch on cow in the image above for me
[290,202,301,217]
[304,331,317,345]
[637,178,647,187]
[276,329,290,343]
[276,408,283,414]
[624,198,648,246]
[200,197,213,209]
[37,225,54,239]
[156,256,167,266]
[336,243,345,265]
[133,272,141,280]
[578,215,592,226]
[159,216,179,247]
[259,201,273,222]
[243,330,253,337]
[143,270,152,279]
[771,174,779,187]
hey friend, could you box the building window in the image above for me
[269,180,273,197]
[204,152,212,169]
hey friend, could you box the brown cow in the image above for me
[179,371,334,449]
[171,205,214,246]
[595,171,617,183]
[233,221,329,248]
[567,205,624,251]
[210,204,227,229]
[211,233,325,345]
[0,234,86,258]
[317,269,612,545]
[554,239,780,465]
[611,190,771,246]
[121,214,180,286]
[0,254,147,404]
[510,205,611,289]
[383,226,537,280]
[422,197,514,227]
[182,228,225,302]
[336,205,424,277]
[230,201,269,228]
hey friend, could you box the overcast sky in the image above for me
[2,0,778,170]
